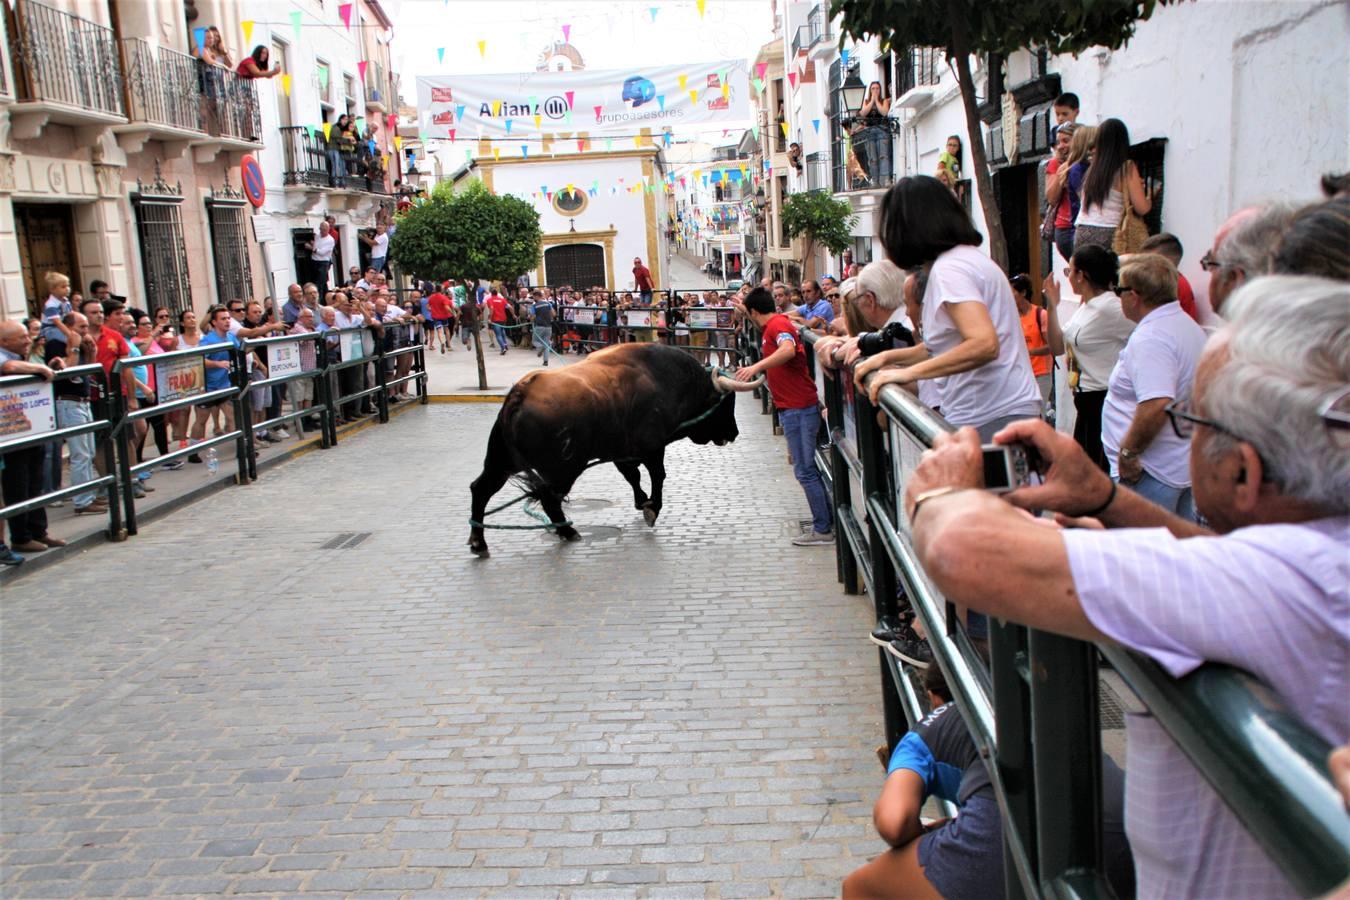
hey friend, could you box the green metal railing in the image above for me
[799,328,1350,899]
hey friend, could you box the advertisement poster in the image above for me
[417,60,751,139]
[627,309,652,328]
[267,341,303,380]
[687,309,718,329]
[154,357,205,405]
[0,380,55,445]
[716,309,735,328]
[571,308,595,326]
[340,333,364,361]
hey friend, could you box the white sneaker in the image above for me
[792,530,835,547]
[271,427,291,440]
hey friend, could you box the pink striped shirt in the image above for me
[1062,516,1349,898]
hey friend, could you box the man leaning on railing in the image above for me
[899,275,1349,899]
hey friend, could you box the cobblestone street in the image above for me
[1,399,885,897]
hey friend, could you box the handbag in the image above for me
[1112,170,1149,254]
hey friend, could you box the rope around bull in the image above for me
[468,368,744,532]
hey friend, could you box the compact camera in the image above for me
[981,443,1041,493]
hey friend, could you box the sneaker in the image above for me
[271,426,291,440]
[74,504,107,516]
[0,546,23,567]
[161,459,185,471]
[886,625,934,670]
[188,453,203,464]
[791,530,835,546]
[139,482,155,493]
[36,535,67,548]
[542,357,549,366]
[132,484,148,499]
[868,615,909,649]
[50,500,65,508]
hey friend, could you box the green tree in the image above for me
[831,0,1183,269]
[389,179,542,284]
[782,190,857,275]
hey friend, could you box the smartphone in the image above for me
[981,443,1036,494]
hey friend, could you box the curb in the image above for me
[427,394,506,403]
[0,402,419,584]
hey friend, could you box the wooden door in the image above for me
[14,203,79,318]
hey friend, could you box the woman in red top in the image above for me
[236,46,281,79]
[1010,274,1063,414]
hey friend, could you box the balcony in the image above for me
[6,0,126,140]
[365,61,392,113]
[805,153,829,192]
[113,38,205,155]
[280,126,391,195]
[896,46,943,109]
[806,5,833,60]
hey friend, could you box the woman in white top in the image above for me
[1074,118,1151,251]
[855,175,1042,440]
[1047,244,1134,470]
[1103,254,1208,518]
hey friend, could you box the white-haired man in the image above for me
[903,275,1349,898]
[813,258,915,372]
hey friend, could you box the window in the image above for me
[876,53,893,102]
[132,170,192,318]
[343,74,356,117]
[828,59,847,193]
[316,58,333,120]
[206,186,253,305]
[272,39,292,128]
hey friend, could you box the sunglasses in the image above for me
[1111,284,1137,295]
[826,292,840,299]
[229,307,244,313]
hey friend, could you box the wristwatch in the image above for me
[1119,447,1140,460]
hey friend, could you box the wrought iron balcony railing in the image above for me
[200,64,261,143]
[280,126,391,194]
[807,5,831,47]
[120,38,203,133]
[897,46,943,97]
[8,0,124,116]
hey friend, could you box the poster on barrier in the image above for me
[716,309,735,329]
[155,357,206,405]
[627,309,652,328]
[0,380,55,446]
[268,341,303,380]
[687,309,718,329]
[572,308,595,326]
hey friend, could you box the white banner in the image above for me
[687,309,718,329]
[267,341,303,380]
[0,380,55,446]
[155,357,206,405]
[417,59,751,139]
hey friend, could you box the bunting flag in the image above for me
[437,47,445,64]
[357,61,368,81]
[448,128,455,141]
[322,122,332,141]
[490,100,502,116]
[812,119,820,133]
[193,27,206,51]
[755,61,767,81]
[649,7,659,21]
[534,114,542,129]
[456,104,466,120]
[317,67,329,90]
[290,11,302,39]
[780,121,789,137]
[634,135,642,148]
[494,148,500,160]
[477,40,487,59]
[689,89,698,103]
[593,104,603,121]
[393,135,402,150]
[504,119,513,134]
[387,113,397,128]
[696,0,706,17]
[677,74,688,91]
[657,95,666,112]
[279,73,292,95]
[841,49,850,67]
[339,3,353,29]
[522,145,529,157]
[562,24,571,42]
[751,124,758,139]
[241,20,254,46]
[721,83,729,100]
[606,138,614,152]
[565,90,575,109]
[465,149,473,163]
[787,71,798,89]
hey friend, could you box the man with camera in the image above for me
[899,275,1348,899]
[814,259,916,373]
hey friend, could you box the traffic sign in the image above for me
[240,155,265,207]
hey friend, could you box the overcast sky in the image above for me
[392,0,777,94]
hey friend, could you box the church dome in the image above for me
[536,41,585,72]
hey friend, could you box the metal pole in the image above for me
[234,345,255,483]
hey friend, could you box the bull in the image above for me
[468,343,762,557]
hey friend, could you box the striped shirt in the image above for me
[1062,517,1349,898]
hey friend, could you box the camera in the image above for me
[981,443,1041,493]
[856,320,916,357]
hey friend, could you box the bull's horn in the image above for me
[712,369,764,393]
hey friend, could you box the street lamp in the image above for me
[840,67,867,120]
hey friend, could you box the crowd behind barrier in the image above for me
[1,318,426,558]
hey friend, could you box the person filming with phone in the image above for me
[898,275,1348,899]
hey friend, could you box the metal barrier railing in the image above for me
[800,327,1350,897]
[0,364,122,540]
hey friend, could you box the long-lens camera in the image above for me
[856,321,915,357]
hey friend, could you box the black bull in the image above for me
[468,344,762,556]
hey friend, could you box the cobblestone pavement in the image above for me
[1,399,885,898]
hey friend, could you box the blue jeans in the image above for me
[780,405,832,534]
[56,399,96,508]
[370,257,386,274]
[1119,470,1195,521]
[858,126,892,184]
[532,325,553,360]
[492,323,508,348]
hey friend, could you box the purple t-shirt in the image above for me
[1062,517,1349,898]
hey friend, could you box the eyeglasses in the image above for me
[1111,283,1137,296]
[1164,399,1247,442]
[1199,250,1234,273]
[155,312,170,319]
[826,292,840,299]
[229,306,244,313]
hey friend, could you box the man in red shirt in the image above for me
[633,257,654,303]
[82,297,146,497]
[485,285,511,355]
[736,287,833,545]
[427,288,454,353]
[1140,232,1200,321]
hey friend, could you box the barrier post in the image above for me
[95,375,125,541]
[112,384,138,535]
[374,325,390,424]
[316,337,338,447]
[415,322,429,405]
[234,345,256,483]
[821,369,858,595]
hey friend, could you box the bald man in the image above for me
[1203,204,1296,315]
[0,320,64,553]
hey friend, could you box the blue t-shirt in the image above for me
[200,331,240,391]
[797,299,834,325]
[886,702,989,805]
[126,341,152,400]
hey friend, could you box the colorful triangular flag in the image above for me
[289,11,302,39]
[357,61,368,81]
[437,47,445,64]
[477,40,487,59]
[241,20,254,46]
[339,3,353,29]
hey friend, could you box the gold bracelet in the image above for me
[908,486,968,524]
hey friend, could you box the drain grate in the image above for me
[321,532,372,550]
[1098,677,1127,730]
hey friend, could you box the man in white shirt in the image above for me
[361,223,390,274]
[901,275,1349,899]
[307,221,336,296]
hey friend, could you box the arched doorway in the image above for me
[544,243,605,290]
